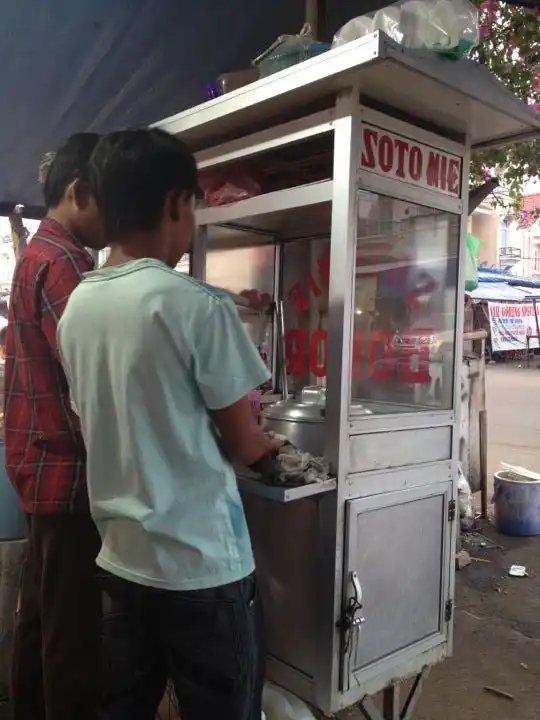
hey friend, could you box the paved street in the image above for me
[485,363,540,482]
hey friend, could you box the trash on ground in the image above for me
[470,557,491,563]
[508,565,528,577]
[483,686,515,701]
[455,550,472,570]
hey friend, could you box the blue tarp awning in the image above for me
[478,269,540,288]
[0,0,394,216]
[469,282,540,302]
[468,283,530,302]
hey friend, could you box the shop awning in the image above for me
[468,282,540,302]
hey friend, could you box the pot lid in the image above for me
[262,400,325,422]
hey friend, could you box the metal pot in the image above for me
[261,400,325,457]
[300,385,326,405]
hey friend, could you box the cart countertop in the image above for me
[153,32,540,152]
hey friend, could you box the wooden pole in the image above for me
[305,0,319,37]
[479,408,488,518]
[533,298,540,359]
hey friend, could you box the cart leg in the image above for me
[382,684,400,720]
[357,668,429,720]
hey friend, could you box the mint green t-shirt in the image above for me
[57,258,270,591]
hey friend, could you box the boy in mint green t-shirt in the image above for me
[58,128,276,720]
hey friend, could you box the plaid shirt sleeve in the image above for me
[40,253,89,362]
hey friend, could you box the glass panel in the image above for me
[350,192,459,413]
[205,245,276,379]
[282,238,329,396]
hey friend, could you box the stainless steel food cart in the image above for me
[153,32,540,718]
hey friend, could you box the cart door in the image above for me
[340,471,454,691]
[336,189,460,690]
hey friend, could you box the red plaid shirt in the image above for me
[4,219,94,514]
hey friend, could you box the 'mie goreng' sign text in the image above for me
[360,124,462,198]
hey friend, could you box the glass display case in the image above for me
[351,192,459,413]
[279,191,459,412]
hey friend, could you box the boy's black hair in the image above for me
[89,128,198,237]
[43,133,101,210]
[0,326,7,348]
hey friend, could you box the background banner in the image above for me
[488,301,540,352]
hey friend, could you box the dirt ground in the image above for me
[342,363,540,720]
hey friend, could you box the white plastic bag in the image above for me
[263,682,317,720]
[457,462,474,530]
[332,0,479,57]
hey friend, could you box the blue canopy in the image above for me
[478,269,540,289]
[468,283,537,302]
[0,0,394,216]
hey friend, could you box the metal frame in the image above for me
[195,109,335,170]
[188,93,463,715]
[155,32,540,149]
[349,410,454,434]
[313,86,362,710]
[447,137,472,655]
[344,462,452,501]
[160,33,540,718]
[359,669,430,720]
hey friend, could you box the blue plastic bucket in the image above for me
[0,445,26,541]
[493,470,540,537]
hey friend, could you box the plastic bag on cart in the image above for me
[332,0,479,58]
[263,682,317,720]
[465,233,481,292]
[198,165,261,207]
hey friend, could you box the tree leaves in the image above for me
[469,1,540,215]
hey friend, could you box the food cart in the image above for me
[153,32,540,718]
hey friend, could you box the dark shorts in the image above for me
[100,571,265,720]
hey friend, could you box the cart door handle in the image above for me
[351,571,362,604]
[350,571,365,627]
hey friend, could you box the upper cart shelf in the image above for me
[153,31,540,152]
[199,180,333,245]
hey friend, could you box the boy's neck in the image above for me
[105,233,164,267]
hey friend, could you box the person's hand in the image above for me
[264,431,286,451]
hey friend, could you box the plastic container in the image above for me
[0,444,26,541]
[493,470,540,537]
[257,42,329,78]
[263,682,317,720]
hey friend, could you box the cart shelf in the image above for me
[236,474,337,502]
[198,180,333,244]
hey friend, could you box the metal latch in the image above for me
[448,499,456,523]
[340,571,365,631]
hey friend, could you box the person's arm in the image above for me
[41,254,90,362]
[192,294,274,467]
[211,397,274,467]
